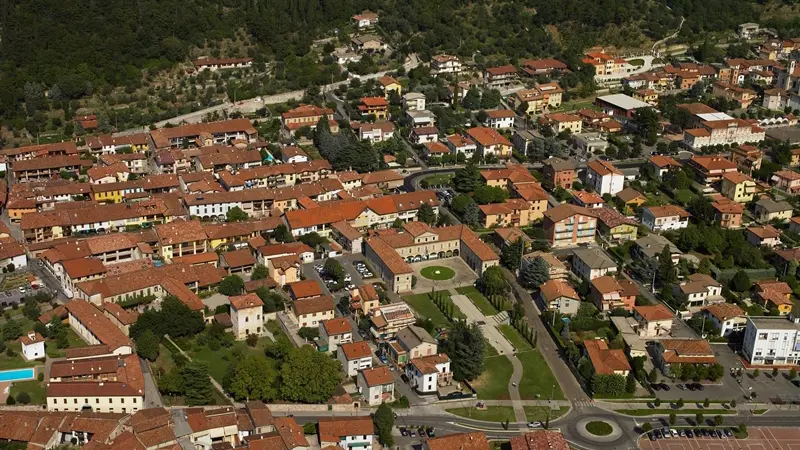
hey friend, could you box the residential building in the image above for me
[446,135,477,160]
[676,273,724,309]
[595,207,638,242]
[350,284,380,316]
[585,160,624,195]
[509,431,570,450]
[403,92,426,111]
[426,432,489,450]
[591,275,638,312]
[721,171,757,203]
[771,170,800,193]
[64,300,132,356]
[422,141,450,159]
[615,188,647,214]
[290,295,335,328]
[520,58,568,76]
[754,280,794,315]
[583,339,631,376]
[641,205,690,232]
[712,81,757,108]
[480,164,538,190]
[648,155,681,179]
[194,57,252,71]
[483,109,515,129]
[730,144,763,175]
[369,302,416,341]
[688,155,739,185]
[633,305,674,338]
[430,54,462,76]
[229,293,264,341]
[570,132,608,154]
[522,251,568,281]
[484,65,518,89]
[357,122,395,143]
[150,118,257,149]
[712,200,744,229]
[405,353,453,394]
[572,190,605,209]
[352,10,378,28]
[338,341,373,377]
[155,219,208,262]
[539,113,583,134]
[633,88,659,106]
[20,331,45,361]
[358,97,389,120]
[358,366,395,406]
[409,126,439,144]
[47,376,143,414]
[571,247,617,281]
[703,303,747,337]
[389,325,437,367]
[542,204,598,247]
[542,157,576,189]
[86,133,149,154]
[280,104,336,134]
[582,52,634,78]
[478,199,543,228]
[320,318,353,352]
[654,339,717,376]
[754,197,793,222]
[377,75,401,98]
[466,127,513,159]
[682,119,765,151]
[747,225,781,248]
[258,242,314,286]
[350,34,386,53]
[318,417,375,450]
[540,280,580,315]
[742,316,800,365]
[12,155,93,182]
[509,83,563,115]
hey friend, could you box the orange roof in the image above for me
[584,339,631,374]
[649,155,681,168]
[466,127,512,147]
[322,318,352,336]
[293,295,335,316]
[229,293,263,310]
[64,300,131,351]
[587,159,622,176]
[691,155,737,171]
[486,109,516,119]
[748,225,781,239]
[360,96,389,107]
[634,304,673,322]
[318,417,374,442]
[573,190,605,205]
[360,366,393,386]
[722,171,754,184]
[340,341,372,360]
[540,280,578,302]
[660,339,716,364]
[427,432,489,450]
[510,431,569,450]
[703,303,745,322]
[645,205,690,218]
[288,280,324,299]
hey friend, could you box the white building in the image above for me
[703,303,748,337]
[430,54,462,76]
[406,110,437,128]
[571,247,618,281]
[320,318,353,352]
[641,205,690,232]
[677,273,724,309]
[483,110,516,129]
[229,293,264,341]
[585,160,624,195]
[20,331,45,361]
[338,341,373,377]
[357,366,395,406]
[742,316,800,366]
[405,353,452,394]
[403,92,426,111]
[445,135,477,160]
[318,417,375,450]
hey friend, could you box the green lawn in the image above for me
[456,286,498,316]
[673,188,697,204]
[498,325,533,352]
[420,266,456,280]
[0,342,40,370]
[422,174,452,187]
[517,350,565,400]
[447,406,516,422]
[46,328,88,358]
[472,355,514,400]
[189,337,277,383]
[403,291,464,327]
[9,379,46,404]
[617,408,735,416]
[586,421,613,436]
[485,341,499,357]
[524,406,570,422]
[628,59,645,66]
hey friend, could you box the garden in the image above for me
[419,266,456,280]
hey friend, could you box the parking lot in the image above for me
[639,427,800,450]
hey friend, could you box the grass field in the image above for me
[403,291,464,327]
[190,339,276,383]
[0,342,40,370]
[524,406,570,422]
[9,379,46,404]
[673,188,697,204]
[46,328,87,358]
[586,421,613,436]
[473,355,514,400]
[456,286,498,316]
[447,406,516,422]
[422,174,452,187]
[420,266,456,280]
[517,350,565,400]
[629,59,645,66]
[498,325,533,352]
[617,408,735,416]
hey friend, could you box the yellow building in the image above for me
[720,171,757,203]
[378,76,402,98]
[595,207,638,242]
[615,188,647,215]
[155,220,209,262]
[91,181,143,204]
[478,199,541,228]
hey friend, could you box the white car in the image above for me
[18,287,26,294]
[527,422,542,428]
[344,275,352,282]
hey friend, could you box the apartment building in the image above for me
[542,204,598,248]
[742,316,800,365]
[641,205,690,232]
[150,119,257,149]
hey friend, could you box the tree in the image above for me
[473,185,508,204]
[2,319,21,341]
[246,333,259,347]
[417,203,436,225]
[480,266,509,296]
[730,270,751,292]
[696,413,704,425]
[648,367,659,383]
[773,367,779,379]
[280,346,341,403]
[323,259,345,284]
[669,412,677,425]
[373,403,395,446]
[15,392,31,405]
[658,245,678,287]
[251,264,268,281]
[481,89,502,109]
[219,275,245,296]
[22,299,40,321]
[642,422,653,432]
[130,296,205,341]
[461,201,481,226]
[298,232,326,249]
[49,315,69,348]
[697,258,712,275]
[225,355,277,401]
[753,369,760,378]
[225,206,249,222]
[731,399,737,408]
[654,397,661,407]
[676,397,684,408]
[714,415,724,426]
[451,162,482,193]
[136,329,160,362]
[462,87,481,110]
[790,368,798,380]
[501,239,524,271]
[182,362,214,406]
[626,372,637,393]
[273,225,294,243]
[441,321,486,381]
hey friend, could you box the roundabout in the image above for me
[575,417,623,443]
[420,266,456,280]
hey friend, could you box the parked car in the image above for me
[686,430,693,438]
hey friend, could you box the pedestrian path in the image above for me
[164,334,240,407]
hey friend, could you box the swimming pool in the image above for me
[0,368,35,382]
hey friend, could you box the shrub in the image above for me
[37,372,44,382]
[6,396,15,405]
[15,392,31,404]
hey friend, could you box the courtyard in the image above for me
[409,257,478,293]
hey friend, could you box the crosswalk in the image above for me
[572,400,593,407]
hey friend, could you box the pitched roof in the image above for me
[427,432,489,450]
[64,300,131,351]
[659,339,716,364]
[540,280,579,302]
[703,302,745,322]
[467,127,512,147]
[510,431,570,450]
[572,247,616,270]
[583,339,631,375]
[543,204,597,223]
[230,293,263,310]
[318,417,374,442]
[587,159,622,176]
[634,304,673,322]
[616,187,646,203]
[360,366,393,386]
[292,295,335,316]
[340,341,372,360]
[322,318,352,336]
[649,155,681,168]
[644,205,690,218]
[288,280,324,299]
[594,206,638,229]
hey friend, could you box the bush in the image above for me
[37,372,44,382]
[246,334,259,347]
[5,396,15,405]
[15,392,30,404]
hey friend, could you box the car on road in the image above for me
[527,421,541,428]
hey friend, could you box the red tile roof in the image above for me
[230,293,263,310]
[64,300,131,351]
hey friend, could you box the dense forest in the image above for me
[0,0,784,132]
